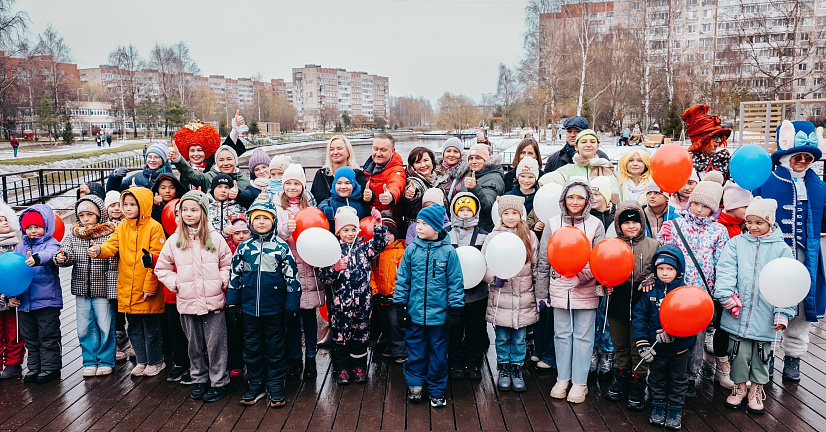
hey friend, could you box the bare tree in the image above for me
[0,0,28,137]
[108,44,143,137]
[169,41,199,106]
[318,104,339,132]
[435,92,481,131]
[148,43,174,104]
[34,25,71,109]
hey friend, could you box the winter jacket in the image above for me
[632,245,696,357]
[436,158,471,204]
[106,162,174,193]
[14,205,62,312]
[590,206,615,234]
[150,173,185,236]
[174,158,251,195]
[155,228,233,315]
[536,178,606,310]
[753,166,826,321]
[208,199,244,238]
[275,197,324,309]
[400,164,448,225]
[394,231,464,325]
[483,226,539,329]
[370,239,406,303]
[96,188,166,314]
[543,144,610,173]
[319,194,367,233]
[504,185,536,214]
[310,167,368,204]
[658,211,728,295]
[606,201,659,321]
[363,152,407,217]
[227,223,301,316]
[466,156,505,232]
[448,192,489,304]
[718,212,745,238]
[642,204,680,238]
[55,196,118,299]
[714,227,796,342]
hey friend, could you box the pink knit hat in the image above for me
[468,144,490,162]
[722,181,752,211]
[281,163,306,188]
[334,206,360,235]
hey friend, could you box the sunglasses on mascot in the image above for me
[792,153,815,163]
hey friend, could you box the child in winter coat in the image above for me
[658,173,729,396]
[151,173,185,236]
[719,181,752,238]
[447,192,489,380]
[536,178,605,404]
[483,196,539,393]
[589,176,616,377]
[318,166,367,232]
[405,188,447,246]
[14,204,63,384]
[226,214,250,254]
[643,182,680,238]
[633,245,695,430]
[589,176,616,234]
[105,191,124,225]
[714,198,795,415]
[274,164,325,380]
[0,199,25,379]
[504,156,539,214]
[209,173,244,239]
[54,195,118,378]
[604,201,659,411]
[370,219,408,363]
[319,206,388,385]
[89,187,167,377]
[617,149,653,203]
[104,190,127,361]
[394,204,464,408]
[669,169,699,212]
[227,200,301,408]
[237,148,271,208]
[156,190,234,403]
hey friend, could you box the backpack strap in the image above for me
[672,221,710,292]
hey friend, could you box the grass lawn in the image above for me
[0,143,145,166]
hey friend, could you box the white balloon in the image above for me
[533,183,563,223]
[485,232,527,279]
[296,227,341,268]
[491,201,527,227]
[759,257,810,308]
[456,246,486,289]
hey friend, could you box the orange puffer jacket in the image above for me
[370,240,406,303]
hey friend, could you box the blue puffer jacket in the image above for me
[632,245,695,357]
[714,226,796,342]
[318,195,367,233]
[14,205,63,312]
[394,232,465,325]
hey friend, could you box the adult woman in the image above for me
[544,129,619,203]
[401,146,447,228]
[107,141,173,192]
[464,144,505,232]
[681,104,732,180]
[436,137,472,204]
[617,149,652,203]
[169,143,251,194]
[504,138,542,189]
[310,135,367,204]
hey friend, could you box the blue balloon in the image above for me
[730,145,772,190]
[0,252,34,297]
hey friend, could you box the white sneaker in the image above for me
[83,366,98,377]
[550,380,570,399]
[96,366,113,376]
[143,362,166,377]
[131,364,146,376]
[567,384,588,403]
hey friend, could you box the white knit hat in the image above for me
[269,154,293,172]
[590,176,613,204]
[516,156,539,180]
[334,206,360,235]
[722,181,752,211]
[689,172,724,209]
[422,188,445,206]
[745,197,777,226]
[105,191,121,209]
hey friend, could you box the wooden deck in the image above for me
[2,268,826,431]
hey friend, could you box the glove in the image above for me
[371,207,382,224]
[141,248,153,268]
[660,223,672,241]
[638,345,656,363]
[721,294,743,319]
[494,277,507,288]
[656,329,676,344]
[396,304,411,329]
[537,299,549,312]
[640,274,655,292]
[333,256,347,272]
[113,167,127,177]
[556,275,578,289]
[446,307,461,329]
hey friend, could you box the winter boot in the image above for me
[550,380,569,399]
[626,373,646,411]
[466,363,482,381]
[605,369,630,402]
[665,406,683,430]
[590,348,599,373]
[598,351,614,379]
[724,382,748,409]
[649,400,667,426]
[704,329,714,354]
[747,383,766,415]
[287,358,303,379]
[782,356,800,382]
[303,356,317,379]
[685,380,696,398]
[497,363,512,391]
[449,365,466,380]
[0,365,22,379]
[510,364,526,392]
[715,356,734,389]
[567,384,588,403]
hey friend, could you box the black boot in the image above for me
[626,373,646,411]
[782,356,800,382]
[605,369,630,402]
[685,380,696,398]
[303,356,317,379]
[287,357,303,379]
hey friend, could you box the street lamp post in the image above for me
[76,88,83,139]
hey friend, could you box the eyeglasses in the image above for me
[792,153,815,163]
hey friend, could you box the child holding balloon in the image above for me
[0,199,25,379]
[482,195,538,393]
[713,198,795,415]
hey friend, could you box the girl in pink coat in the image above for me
[155,190,233,403]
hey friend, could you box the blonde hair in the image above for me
[175,203,216,251]
[322,135,359,173]
[618,148,652,186]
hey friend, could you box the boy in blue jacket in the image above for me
[394,204,464,408]
[633,245,694,430]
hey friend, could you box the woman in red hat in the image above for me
[681,104,732,180]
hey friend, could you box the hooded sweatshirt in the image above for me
[14,205,62,311]
[448,192,489,304]
[607,201,659,321]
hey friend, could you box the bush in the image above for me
[61,121,75,144]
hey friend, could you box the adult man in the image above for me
[10,135,19,157]
[363,133,406,219]
[543,116,610,173]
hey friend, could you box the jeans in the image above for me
[494,326,527,365]
[76,296,116,368]
[448,298,487,368]
[533,308,557,367]
[404,324,449,398]
[728,335,771,385]
[180,311,229,387]
[649,351,690,411]
[126,313,163,365]
[553,307,596,385]
[287,308,318,359]
[595,297,614,353]
[242,313,287,396]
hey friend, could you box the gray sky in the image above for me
[17,0,530,105]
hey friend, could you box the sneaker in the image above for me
[269,392,286,408]
[203,385,230,403]
[550,380,569,399]
[590,349,599,373]
[143,362,166,377]
[23,370,39,383]
[190,383,209,400]
[240,387,266,406]
[0,365,22,379]
[130,364,146,377]
[83,367,98,377]
[704,330,714,354]
[567,384,588,403]
[35,370,59,384]
[782,356,800,382]
[649,402,667,426]
[115,348,127,361]
[430,396,447,408]
[179,371,194,385]
[665,408,683,430]
[496,363,511,392]
[407,385,423,403]
[336,369,350,386]
[353,368,367,384]
[449,366,466,380]
[96,366,113,376]
[166,365,188,382]
[466,366,482,381]
[394,357,408,365]
[510,364,526,393]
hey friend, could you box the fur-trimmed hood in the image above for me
[0,198,21,248]
[72,195,116,240]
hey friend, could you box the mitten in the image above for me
[333,256,347,272]
[494,277,507,288]
[638,345,656,363]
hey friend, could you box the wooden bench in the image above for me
[643,133,665,147]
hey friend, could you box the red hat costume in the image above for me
[681,104,732,153]
[172,121,221,162]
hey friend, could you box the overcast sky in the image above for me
[16,0,530,104]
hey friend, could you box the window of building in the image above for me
[688,25,697,33]
[688,0,698,4]
[703,9,712,18]
[799,63,808,71]
[702,53,710,61]
[815,62,824,71]
[798,78,807,87]
[633,16,641,24]
[633,2,641,10]
[814,108,822,117]
[688,11,697,19]
[675,26,682,34]
[700,38,711,47]
[688,39,696,48]
[673,55,680,62]
[800,32,810,41]
[821,0,826,9]
[674,40,681,48]
[675,11,682,20]
[701,23,711,33]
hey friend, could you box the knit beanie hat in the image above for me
[689,171,724,209]
[281,163,306,188]
[722,181,752,211]
[422,188,445,206]
[453,195,478,216]
[654,252,680,273]
[331,166,361,197]
[566,185,588,198]
[146,141,168,164]
[618,209,642,225]
[105,191,121,209]
[215,145,238,163]
[468,144,490,162]
[417,204,446,233]
[334,206,360,235]
[382,218,399,238]
[211,173,233,194]
[646,181,662,194]
[590,176,613,204]
[497,195,525,218]
[231,214,249,232]
[442,137,463,155]
[701,170,725,184]
[247,148,271,173]
[76,200,101,218]
[575,129,600,145]
[21,210,45,229]
[269,154,293,172]
[688,168,700,183]
[745,197,777,226]
[179,190,211,214]
[516,156,539,180]
[247,201,277,226]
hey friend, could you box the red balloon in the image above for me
[590,238,634,287]
[651,143,693,193]
[319,304,329,322]
[53,214,65,242]
[162,199,180,235]
[293,207,328,241]
[359,217,374,241]
[547,226,591,278]
[659,285,714,337]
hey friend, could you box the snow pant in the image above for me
[729,335,771,385]
[533,308,557,367]
[595,297,614,353]
[374,303,407,360]
[404,323,449,398]
[553,307,596,386]
[608,317,646,375]
[287,308,318,359]
[165,304,189,368]
[649,350,690,411]
[126,313,163,365]
[448,297,487,368]
[18,307,62,371]
[180,310,229,387]
[495,326,527,365]
[0,309,25,366]
[76,296,116,368]
[225,306,245,370]
[331,340,368,371]
[782,301,811,358]
[242,313,286,397]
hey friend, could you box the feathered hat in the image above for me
[173,121,221,162]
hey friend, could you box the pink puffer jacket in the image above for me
[275,196,325,310]
[483,227,540,329]
[155,229,233,315]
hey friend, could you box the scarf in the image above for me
[0,230,20,247]
[780,154,809,201]
[70,222,116,240]
[253,177,269,189]
[573,153,615,178]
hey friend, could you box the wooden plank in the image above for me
[355,356,390,431]
[531,365,583,431]
[449,375,483,432]
[380,356,408,431]
[304,358,345,431]
[473,355,508,431]
[280,352,333,431]
[88,374,169,430]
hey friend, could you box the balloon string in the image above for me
[15,308,19,343]
[634,340,657,372]
[603,294,610,334]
